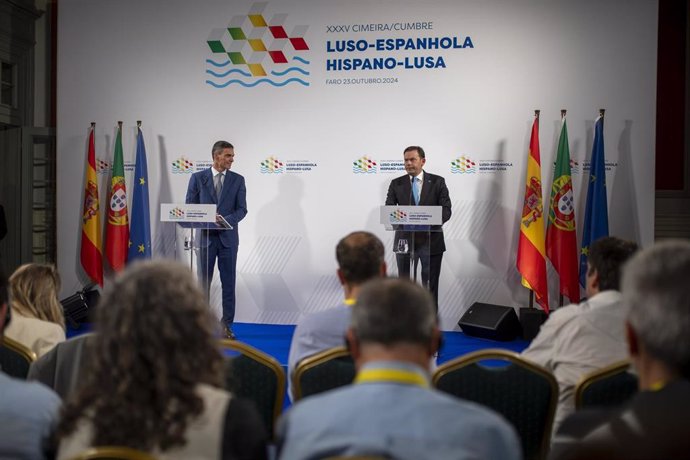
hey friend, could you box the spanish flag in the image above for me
[517,112,549,312]
[80,125,103,286]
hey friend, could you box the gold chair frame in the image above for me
[68,445,158,460]
[1,335,37,364]
[574,360,634,409]
[292,346,352,402]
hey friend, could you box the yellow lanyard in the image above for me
[344,298,356,306]
[355,368,429,388]
[649,380,666,392]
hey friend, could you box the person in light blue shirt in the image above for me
[277,278,521,460]
[286,231,386,400]
[0,268,61,460]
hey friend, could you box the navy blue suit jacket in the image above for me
[185,168,247,248]
[385,171,451,254]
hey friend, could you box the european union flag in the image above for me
[579,115,609,287]
[128,127,152,262]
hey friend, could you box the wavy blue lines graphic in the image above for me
[206,59,232,68]
[205,56,311,88]
[270,67,310,77]
[205,78,309,88]
[206,68,253,78]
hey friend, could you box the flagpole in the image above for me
[137,120,141,128]
[558,109,567,309]
[530,108,539,310]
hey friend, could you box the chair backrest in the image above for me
[67,446,157,460]
[575,360,638,410]
[219,339,285,439]
[432,348,558,460]
[292,346,355,401]
[0,336,37,378]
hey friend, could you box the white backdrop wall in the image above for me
[57,0,657,330]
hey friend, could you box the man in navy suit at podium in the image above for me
[385,146,451,310]
[186,140,247,339]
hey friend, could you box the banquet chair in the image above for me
[575,360,638,410]
[433,348,557,460]
[0,336,36,379]
[219,339,285,438]
[292,346,355,401]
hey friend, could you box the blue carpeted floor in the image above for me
[68,321,530,368]
[229,322,530,368]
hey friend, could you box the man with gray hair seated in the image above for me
[277,278,520,460]
[550,240,690,460]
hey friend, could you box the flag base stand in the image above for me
[519,308,547,341]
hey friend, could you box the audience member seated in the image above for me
[287,231,386,400]
[521,236,638,434]
[277,278,521,460]
[550,240,690,460]
[0,267,62,460]
[5,263,66,357]
[55,261,268,460]
[28,333,95,399]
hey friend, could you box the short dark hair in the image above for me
[211,140,234,159]
[351,278,436,346]
[403,145,425,159]
[587,236,639,291]
[336,231,384,284]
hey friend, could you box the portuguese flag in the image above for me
[517,112,549,313]
[105,123,129,272]
[80,126,103,286]
[546,116,580,303]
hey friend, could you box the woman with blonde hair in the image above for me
[5,263,66,357]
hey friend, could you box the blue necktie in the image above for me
[411,176,420,205]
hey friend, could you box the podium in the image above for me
[380,205,443,292]
[160,203,233,306]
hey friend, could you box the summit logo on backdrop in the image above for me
[450,156,476,174]
[171,157,194,174]
[205,2,310,88]
[96,158,110,175]
[352,156,377,174]
[261,156,285,173]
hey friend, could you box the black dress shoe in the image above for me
[222,325,236,340]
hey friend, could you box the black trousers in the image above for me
[395,252,443,311]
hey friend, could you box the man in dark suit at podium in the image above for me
[186,140,247,339]
[385,146,451,309]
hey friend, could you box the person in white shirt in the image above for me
[522,236,639,435]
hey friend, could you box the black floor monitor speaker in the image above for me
[60,287,100,328]
[458,302,522,341]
